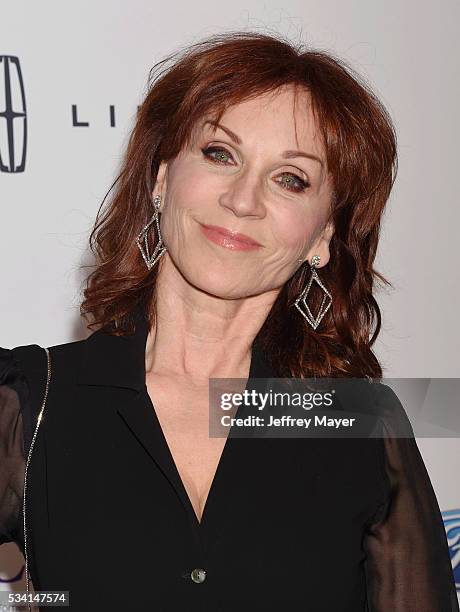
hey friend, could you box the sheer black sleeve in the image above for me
[364,383,459,611]
[0,347,26,546]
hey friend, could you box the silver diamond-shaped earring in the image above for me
[136,194,167,270]
[294,255,332,330]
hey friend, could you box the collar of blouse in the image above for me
[76,302,275,391]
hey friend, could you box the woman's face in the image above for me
[154,85,335,300]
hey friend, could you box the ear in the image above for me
[151,161,168,213]
[305,221,335,268]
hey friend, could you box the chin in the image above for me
[183,264,249,299]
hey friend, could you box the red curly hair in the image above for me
[80,30,398,379]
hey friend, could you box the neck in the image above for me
[145,255,279,383]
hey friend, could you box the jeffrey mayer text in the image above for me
[221,415,356,428]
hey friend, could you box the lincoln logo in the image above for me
[0,55,27,173]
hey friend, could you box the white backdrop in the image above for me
[1,0,459,603]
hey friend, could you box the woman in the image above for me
[0,31,458,611]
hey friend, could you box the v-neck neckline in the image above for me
[81,302,275,533]
[143,346,272,531]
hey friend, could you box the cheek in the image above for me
[271,206,320,252]
[170,155,219,197]
[162,164,219,229]
[158,172,199,236]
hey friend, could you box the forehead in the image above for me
[197,85,323,153]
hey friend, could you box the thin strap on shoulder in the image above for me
[11,344,49,457]
[22,346,51,612]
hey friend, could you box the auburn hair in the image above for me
[80,30,397,379]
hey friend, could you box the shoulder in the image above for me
[2,338,87,411]
[335,379,414,436]
[10,339,85,382]
[1,339,86,456]
[371,381,415,437]
[0,345,35,404]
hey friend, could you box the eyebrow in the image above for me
[204,120,324,168]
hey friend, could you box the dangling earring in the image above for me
[294,255,332,330]
[136,194,168,270]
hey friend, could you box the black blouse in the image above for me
[0,305,458,611]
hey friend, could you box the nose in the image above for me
[218,168,266,219]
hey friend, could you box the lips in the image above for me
[199,223,262,246]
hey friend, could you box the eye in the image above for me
[276,173,310,193]
[201,146,310,193]
[202,146,234,165]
